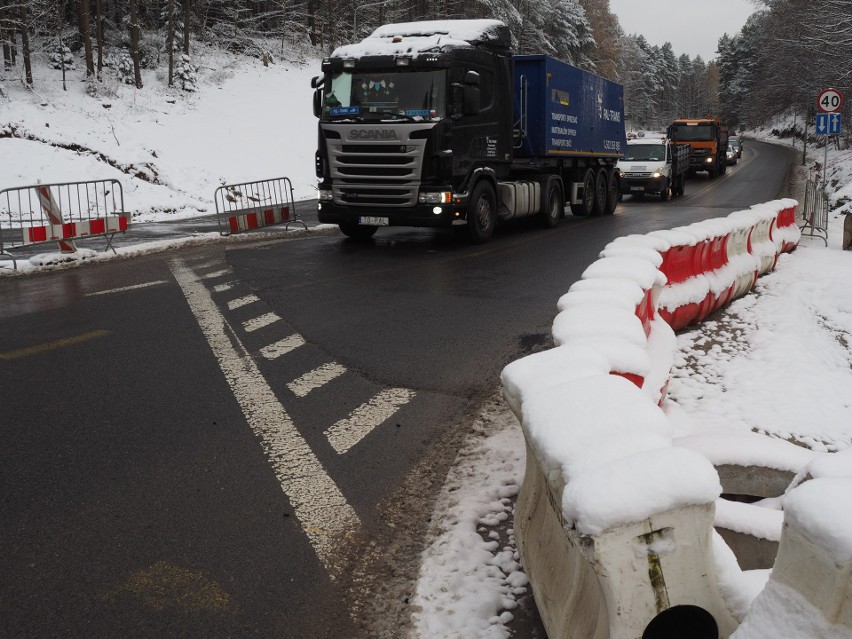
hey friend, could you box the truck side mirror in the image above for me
[311,75,324,89]
[464,70,480,86]
[313,90,322,118]
[463,86,480,115]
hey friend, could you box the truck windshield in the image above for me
[322,70,447,121]
[670,124,714,142]
[625,144,666,161]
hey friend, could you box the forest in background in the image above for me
[1,0,850,139]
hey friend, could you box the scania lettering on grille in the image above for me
[350,129,399,140]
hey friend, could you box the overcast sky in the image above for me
[608,0,758,61]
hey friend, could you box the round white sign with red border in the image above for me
[817,88,843,113]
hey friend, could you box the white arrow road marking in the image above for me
[243,312,280,332]
[325,388,415,454]
[228,294,260,310]
[169,259,361,579]
[288,362,347,397]
[260,334,306,360]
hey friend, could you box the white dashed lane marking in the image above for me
[288,362,347,397]
[243,312,280,332]
[200,268,232,280]
[325,388,415,454]
[260,334,306,360]
[86,280,168,296]
[169,258,361,579]
[228,294,260,310]
[213,282,234,293]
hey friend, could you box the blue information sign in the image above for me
[816,112,842,135]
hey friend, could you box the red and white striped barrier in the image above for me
[213,176,306,236]
[227,205,290,234]
[22,215,129,246]
[1,180,129,269]
[35,184,77,253]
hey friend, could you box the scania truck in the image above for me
[311,19,626,242]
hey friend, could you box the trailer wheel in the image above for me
[592,168,608,216]
[539,177,564,228]
[466,181,497,243]
[339,222,378,240]
[604,169,619,214]
[570,169,596,217]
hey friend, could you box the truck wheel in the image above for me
[570,169,596,217]
[679,174,687,196]
[659,179,671,202]
[592,168,608,216]
[339,222,378,240]
[466,181,497,243]
[539,177,563,228]
[604,169,619,214]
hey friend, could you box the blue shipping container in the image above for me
[513,55,626,159]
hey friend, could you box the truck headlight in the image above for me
[652,169,663,178]
[705,157,714,163]
[318,189,333,201]
[419,191,452,204]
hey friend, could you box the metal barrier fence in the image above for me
[214,176,306,236]
[801,179,829,246]
[0,179,129,269]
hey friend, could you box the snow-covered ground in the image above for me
[3,48,852,637]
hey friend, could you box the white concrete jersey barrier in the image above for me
[500,199,852,638]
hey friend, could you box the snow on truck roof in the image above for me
[332,19,510,58]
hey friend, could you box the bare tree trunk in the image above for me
[19,5,33,85]
[77,0,94,76]
[56,0,67,90]
[183,0,190,55]
[167,0,174,85]
[129,0,143,88]
[95,0,104,79]
[2,6,18,70]
[1,7,10,71]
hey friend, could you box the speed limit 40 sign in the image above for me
[818,88,843,113]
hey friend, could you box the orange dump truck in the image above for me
[667,117,729,179]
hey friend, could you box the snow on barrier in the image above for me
[214,176,307,236]
[501,199,852,639]
[0,179,130,270]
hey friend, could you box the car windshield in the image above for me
[625,144,666,161]
[322,70,447,121]
[730,138,741,148]
[670,124,714,142]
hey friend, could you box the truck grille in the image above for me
[322,124,431,207]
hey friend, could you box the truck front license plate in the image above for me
[360,216,389,226]
[630,186,644,192]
